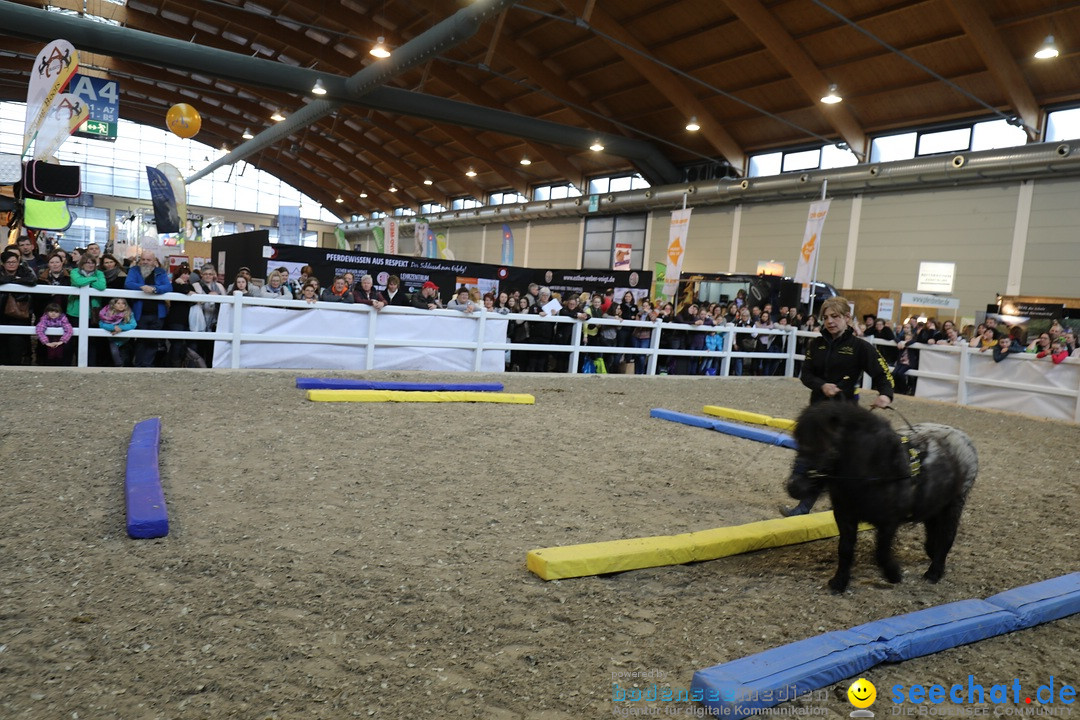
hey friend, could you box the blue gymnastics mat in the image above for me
[650,408,798,449]
[296,378,504,392]
[688,573,1080,719]
[125,417,169,539]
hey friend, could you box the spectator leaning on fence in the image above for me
[124,251,173,368]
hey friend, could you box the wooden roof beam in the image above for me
[558,0,747,173]
[944,0,1042,140]
[723,0,868,158]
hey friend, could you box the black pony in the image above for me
[788,402,977,593]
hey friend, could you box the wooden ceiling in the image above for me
[1,0,1078,220]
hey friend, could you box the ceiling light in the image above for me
[389,185,398,192]
[241,127,253,139]
[465,168,477,177]
[820,84,842,104]
[370,37,391,59]
[312,78,327,96]
[423,178,433,186]
[589,140,605,152]
[221,144,230,153]
[335,195,344,204]
[1034,34,1059,59]
[685,116,700,132]
[271,109,285,122]
[359,191,368,198]
[519,156,532,166]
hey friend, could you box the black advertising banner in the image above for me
[264,244,651,303]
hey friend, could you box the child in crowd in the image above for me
[35,302,73,366]
[98,297,136,367]
[991,335,1017,363]
[1037,338,1070,365]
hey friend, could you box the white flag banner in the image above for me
[384,218,398,255]
[23,40,79,157]
[662,208,692,298]
[414,221,428,257]
[794,199,831,303]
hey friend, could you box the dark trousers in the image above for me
[134,314,164,367]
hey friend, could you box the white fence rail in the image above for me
[3,282,1077,422]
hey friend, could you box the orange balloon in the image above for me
[166,103,201,139]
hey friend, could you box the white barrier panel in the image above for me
[212,305,508,372]
[918,348,1080,422]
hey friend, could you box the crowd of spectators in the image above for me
[2,236,1079,373]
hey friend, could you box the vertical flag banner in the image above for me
[156,163,187,237]
[414,221,429,257]
[384,218,398,255]
[662,208,692,298]
[793,199,831,304]
[654,262,667,300]
[612,242,632,271]
[33,93,88,161]
[436,232,453,260]
[371,226,385,254]
[278,205,301,244]
[24,40,79,157]
[425,228,437,258]
[146,165,179,234]
[501,223,515,265]
[334,227,349,250]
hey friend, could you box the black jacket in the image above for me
[801,326,894,404]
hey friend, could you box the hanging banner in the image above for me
[501,223,515,265]
[425,228,437,258]
[278,205,301,245]
[383,218,398,255]
[334,227,349,250]
[156,163,187,238]
[612,242,632,271]
[436,231,452,260]
[414,221,428,257]
[24,40,79,157]
[146,165,179,234]
[69,73,119,141]
[793,199,831,304]
[654,262,667,300]
[32,92,88,161]
[662,208,692,298]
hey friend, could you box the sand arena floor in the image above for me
[1,369,1077,720]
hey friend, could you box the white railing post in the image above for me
[230,292,244,369]
[567,318,584,375]
[957,346,970,405]
[720,327,732,377]
[365,307,378,370]
[472,310,488,372]
[76,285,90,367]
[647,320,662,375]
[784,326,797,377]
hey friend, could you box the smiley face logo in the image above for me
[847,678,877,708]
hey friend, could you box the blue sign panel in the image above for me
[69,73,119,140]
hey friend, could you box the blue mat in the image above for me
[650,408,798,449]
[125,417,168,539]
[296,378,504,392]
[688,573,1080,719]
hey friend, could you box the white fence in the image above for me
[3,282,1078,423]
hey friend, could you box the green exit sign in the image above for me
[77,118,116,140]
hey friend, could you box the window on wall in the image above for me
[748,144,857,177]
[582,214,646,270]
[0,101,341,224]
[450,196,481,210]
[393,207,416,217]
[1046,106,1080,141]
[532,183,581,201]
[871,117,1028,163]
[420,202,446,215]
[587,173,649,194]
[489,190,528,205]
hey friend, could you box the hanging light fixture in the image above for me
[389,185,398,192]
[335,195,344,204]
[359,190,368,198]
[312,78,327,96]
[271,109,285,122]
[465,168,477,177]
[1034,35,1059,59]
[685,116,700,132]
[423,178,433,185]
[519,155,532,166]
[242,127,254,139]
[820,84,842,104]
[589,140,605,152]
[370,37,391,59]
